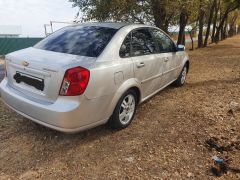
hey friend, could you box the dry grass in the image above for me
[0,35,240,179]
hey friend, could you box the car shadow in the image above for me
[186,78,240,88]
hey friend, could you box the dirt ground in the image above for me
[0,36,240,179]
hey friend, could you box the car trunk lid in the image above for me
[6,47,96,103]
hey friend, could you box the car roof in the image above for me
[71,22,149,30]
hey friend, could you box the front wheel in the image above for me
[174,65,188,87]
[109,90,137,130]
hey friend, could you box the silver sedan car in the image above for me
[0,23,189,133]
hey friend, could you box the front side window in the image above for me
[34,26,118,57]
[131,29,157,56]
[151,29,176,53]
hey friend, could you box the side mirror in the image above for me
[177,45,185,51]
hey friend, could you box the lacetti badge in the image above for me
[22,61,29,67]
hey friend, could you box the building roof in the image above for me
[0,25,22,35]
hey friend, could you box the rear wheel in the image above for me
[174,65,188,87]
[109,90,137,130]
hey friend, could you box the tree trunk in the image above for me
[220,27,224,41]
[211,0,219,43]
[229,24,236,37]
[224,24,228,39]
[204,0,216,47]
[220,16,228,40]
[198,1,205,48]
[228,14,238,37]
[214,2,240,42]
[189,30,194,50]
[151,0,168,32]
[177,9,188,45]
[215,12,228,42]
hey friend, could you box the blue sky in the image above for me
[0,0,79,37]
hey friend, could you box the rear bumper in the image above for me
[0,79,109,133]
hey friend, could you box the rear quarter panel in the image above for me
[84,58,141,120]
[84,59,136,99]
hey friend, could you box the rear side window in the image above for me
[119,34,131,58]
[131,29,157,56]
[151,29,176,53]
[34,26,118,57]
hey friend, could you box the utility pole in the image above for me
[44,21,77,37]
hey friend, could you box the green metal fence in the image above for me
[0,37,43,55]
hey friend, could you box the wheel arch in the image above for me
[106,79,142,118]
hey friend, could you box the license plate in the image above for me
[13,71,44,91]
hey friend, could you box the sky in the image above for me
[0,0,79,37]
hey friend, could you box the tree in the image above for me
[177,9,188,45]
[186,23,198,50]
[198,0,206,48]
[69,0,177,33]
[214,0,240,42]
[69,0,240,49]
[204,0,217,47]
[228,11,239,36]
[211,0,220,43]
[176,0,197,45]
[150,0,168,32]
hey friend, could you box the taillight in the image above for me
[59,67,90,96]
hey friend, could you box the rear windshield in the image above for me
[34,26,118,57]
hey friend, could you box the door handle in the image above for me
[164,58,169,62]
[137,62,145,68]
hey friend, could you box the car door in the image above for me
[130,28,163,99]
[150,28,180,87]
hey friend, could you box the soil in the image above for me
[0,36,240,179]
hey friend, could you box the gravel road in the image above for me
[0,35,240,179]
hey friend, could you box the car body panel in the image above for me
[132,54,163,98]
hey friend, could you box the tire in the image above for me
[174,65,188,87]
[109,89,137,130]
